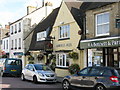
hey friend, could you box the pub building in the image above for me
[79,2,120,67]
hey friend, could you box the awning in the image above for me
[80,36,120,49]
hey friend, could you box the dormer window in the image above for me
[96,12,110,36]
[37,31,46,41]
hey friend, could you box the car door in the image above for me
[89,67,105,87]
[71,67,91,87]
[25,65,35,80]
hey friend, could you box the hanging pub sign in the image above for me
[116,18,120,28]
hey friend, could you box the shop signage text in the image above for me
[56,43,72,47]
[80,37,120,49]
[88,40,120,47]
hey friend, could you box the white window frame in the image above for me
[56,53,69,67]
[19,38,21,48]
[6,40,8,49]
[37,31,46,41]
[95,12,110,36]
[15,39,17,49]
[19,22,21,32]
[11,26,13,34]
[12,40,14,49]
[59,24,70,39]
[15,24,17,33]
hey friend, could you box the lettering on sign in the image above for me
[88,40,120,47]
[56,43,72,47]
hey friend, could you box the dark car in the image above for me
[62,66,120,90]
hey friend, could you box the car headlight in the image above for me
[38,73,44,77]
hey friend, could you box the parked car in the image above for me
[62,66,120,90]
[21,64,57,83]
[0,58,22,76]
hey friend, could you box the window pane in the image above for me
[79,68,90,75]
[59,25,70,39]
[103,13,109,23]
[97,25,102,34]
[96,12,109,35]
[103,24,109,33]
[97,15,102,24]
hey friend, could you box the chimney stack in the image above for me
[42,0,44,7]
[27,6,37,15]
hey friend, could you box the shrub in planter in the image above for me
[68,64,80,74]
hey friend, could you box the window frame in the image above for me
[19,38,21,49]
[11,26,13,34]
[18,22,21,32]
[15,24,17,33]
[95,12,110,37]
[59,24,70,40]
[56,53,69,67]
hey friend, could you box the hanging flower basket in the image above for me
[37,54,44,61]
[28,55,34,60]
[68,52,78,60]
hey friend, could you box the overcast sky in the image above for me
[0,0,62,27]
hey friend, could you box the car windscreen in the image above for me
[7,60,21,65]
[34,65,51,71]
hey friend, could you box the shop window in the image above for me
[96,12,110,36]
[59,25,70,39]
[88,49,103,67]
[56,53,69,67]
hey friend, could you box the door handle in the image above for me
[95,77,98,79]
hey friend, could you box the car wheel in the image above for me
[21,74,25,81]
[62,80,70,90]
[95,84,106,90]
[33,76,38,84]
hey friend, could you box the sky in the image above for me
[0,0,62,27]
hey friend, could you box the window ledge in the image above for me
[96,33,109,37]
[56,66,68,69]
[58,38,70,41]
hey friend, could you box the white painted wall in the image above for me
[9,5,53,67]
[1,37,9,54]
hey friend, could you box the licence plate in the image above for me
[11,70,17,71]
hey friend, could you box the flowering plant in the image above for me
[68,64,80,74]
[68,52,78,60]
[28,55,34,60]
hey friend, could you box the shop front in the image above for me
[80,36,120,67]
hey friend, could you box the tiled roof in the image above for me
[29,7,59,51]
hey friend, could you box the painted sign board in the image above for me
[80,37,120,49]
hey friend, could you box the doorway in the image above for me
[104,47,119,67]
